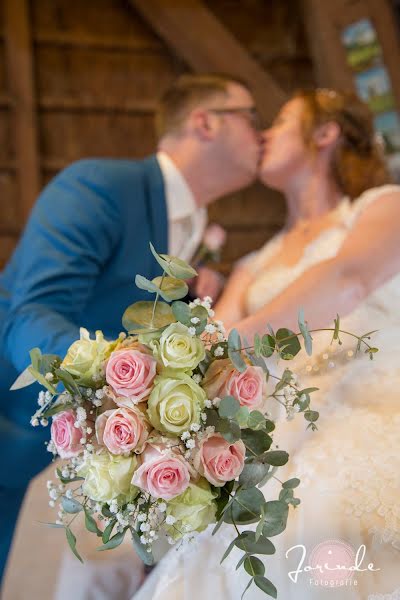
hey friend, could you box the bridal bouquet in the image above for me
[12,244,376,598]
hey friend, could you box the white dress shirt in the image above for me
[156,151,207,262]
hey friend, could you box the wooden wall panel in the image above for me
[40,113,156,166]
[0,173,18,232]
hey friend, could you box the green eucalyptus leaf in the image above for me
[29,347,42,372]
[135,274,159,295]
[236,406,250,428]
[149,242,197,279]
[171,300,191,325]
[259,450,289,467]
[304,410,319,423]
[61,496,83,514]
[279,488,294,503]
[228,329,247,373]
[56,468,84,485]
[239,462,270,489]
[218,396,240,419]
[282,478,300,489]
[152,276,189,302]
[84,508,102,536]
[240,577,253,599]
[66,527,83,563]
[254,575,277,598]
[276,328,301,359]
[244,556,265,577]
[260,334,275,358]
[224,488,265,525]
[298,308,313,355]
[216,418,241,443]
[220,536,239,564]
[10,366,37,390]
[97,528,127,551]
[102,519,116,544]
[54,368,81,396]
[247,411,266,430]
[261,500,289,537]
[131,528,154,566]
[241,429,272,455]
[235,531,275,555]
[42,401,74,418]
[122,300,175,331]
[28,366,57,394]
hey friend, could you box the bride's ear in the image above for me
[312,121,341,149]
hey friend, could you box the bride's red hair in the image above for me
[296,88,391,199]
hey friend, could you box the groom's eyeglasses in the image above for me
[208,106,263,130]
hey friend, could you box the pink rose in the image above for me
[96,406,149,455]
[202,360,267,409]
[195,433,245,487]
[132,445,190,500]
[225,366,267,409]
[203,224,227,252]
[106,349,157,402]
[51,411,83,459]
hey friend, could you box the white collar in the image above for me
[156,151,198,221]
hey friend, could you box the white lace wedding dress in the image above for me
[133,184,400,600]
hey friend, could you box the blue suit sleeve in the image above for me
[3,160,120,371]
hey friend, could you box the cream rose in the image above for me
[155,322,205,371]
[147,374,206,435]
[78,452,138,503]
[165,478,217,540]
[61,328,115,385]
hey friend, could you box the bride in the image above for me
[133,89,400,599]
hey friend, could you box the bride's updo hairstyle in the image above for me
[296,88,391,199]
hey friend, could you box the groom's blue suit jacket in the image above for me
[0,156,167,502]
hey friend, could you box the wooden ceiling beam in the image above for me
[130,0,287,123]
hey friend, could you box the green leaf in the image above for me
[215,481,235,522]
[131,528,154,566]
[29,347,42,372]
[304,410,319,423]
[224,488,265,525]
[54,368,81,397]
[101,505,113,518]
[61,496,83,514]
[276,328,301,359]
[298,308,313,356]
[65,527,83,563]
[42,401,74,418]
[279,488,294,503]
[235,531,275,555]
[261,501,289,537]
[102,519,116,544]
[97,528,127,551]
[244,556,265,577]
[236,406,250,428]
[273,368,293,393]
[241,429,272,455]
[218,396,240,419]
[122,300,175,331]
[10,366,37,390]
[27,366,57,394]
[152,276,188,302]
[282,478,300,489]
[84,508,102,536]
[38,521,65,528]
[228,329,247,373]
[216,418,241,443]
[254,575,277,598]
[220,536,238,564]
[260,334,275,358]
[135,274,159,295]
[239,462,270,489]
[171,301,192,325]
[241,578,253,599]
[149,242,197,279]
[259,450,289,467]
[247,411,266,430]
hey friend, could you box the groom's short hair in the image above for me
[156,73,251,138]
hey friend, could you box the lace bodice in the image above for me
[244,184,400,316]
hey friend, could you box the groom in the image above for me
[0,73,261,579]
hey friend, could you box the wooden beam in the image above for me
[3,0,40,223]
[130,0,287,123]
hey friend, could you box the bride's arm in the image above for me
[234,190,400,337]
[213,263,254,328]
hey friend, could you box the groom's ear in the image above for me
[189,108,218,141]
[312,121,341,149]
